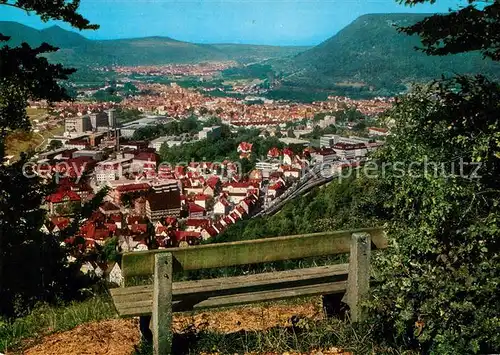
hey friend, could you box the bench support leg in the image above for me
[344,232,371,323]
[139,316,153,342]
[153,253,173,355]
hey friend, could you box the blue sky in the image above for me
[1,0,462,46]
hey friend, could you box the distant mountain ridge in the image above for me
[276,13,500,96]
[0,21,309,66]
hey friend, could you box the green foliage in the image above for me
[92,88,122,103]
[68,67,117,86]
[398,0,500,61]
[0,42,75,140]
[0,1,98,31]
[99,237,120,263]
[211,43,310,64]
[222,64,276,80]
[0,0,108,320]
[115,107,142,124]
[159,126,284,168]
[366,76,500,354]
[48,139,63,150]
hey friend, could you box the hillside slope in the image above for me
[279,13,500,95]
[0,22,307,66]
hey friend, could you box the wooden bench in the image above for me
[110,227,386,355]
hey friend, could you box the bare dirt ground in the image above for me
[22,300,350,355]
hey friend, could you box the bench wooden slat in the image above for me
[111,263,348,300]
[122,227,386,278]
[115,281,347,317]
[111,264,348,317]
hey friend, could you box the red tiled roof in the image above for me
[235,206,247,216]
[156,225,169,235]
[202,226,218,237]
[108,214,122,223]
[186,218,210,228]
[269,182,284,190]
[237,142,253,152]
[217,198,230,207]
[93,229,112,240]
[165,216,178,226]
[50,216,70,229]
[267,147,281,158]
[134,152,159,162]
[130,223,148,234]
[213,222,225,233]
[104,223,117,233]
[100,201,120,212]
[188,203,205,213]
[127,215,145,225]
[46,189,81,203]
[230,212,241,221]
[116,183,151,193]
[315,147,337,155]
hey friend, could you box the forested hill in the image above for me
[0,21,309,66]
[276,13,500,96]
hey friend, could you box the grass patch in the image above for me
[5,108,64,160]
[135,317,407,355]
[0,294,117,353]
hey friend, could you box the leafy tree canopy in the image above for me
[0,0,98,30]
[398,0,500,61]
[366,75,500,354]
[0,0,103,318]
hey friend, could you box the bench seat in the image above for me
[111,263,348,317]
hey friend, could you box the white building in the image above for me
[149,136,183,152]
[95,157,133,182]
[214,198,231,215]
[198,126,221,140]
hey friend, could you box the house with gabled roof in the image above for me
[188,203,206,218]
[50,216,71,234]
[172,231,202,247]
[46,189,81,215]
[283,147,294,165]
[99,201,121,215]
[185,218,210,232]
[234,205,247,219]
[201,226,219,240]
[237,142,253,159]
[267,147,281,159]
[193,193,209,209]
[213,221,225,234]
[214,198,231,215]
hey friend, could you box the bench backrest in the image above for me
[121,227,387,281]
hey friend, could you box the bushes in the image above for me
[366,77,500,354]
